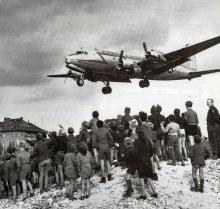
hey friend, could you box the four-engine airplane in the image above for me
[48,36,220,94]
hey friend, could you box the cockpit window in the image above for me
[69,51,88,56]
[76,51,88,55]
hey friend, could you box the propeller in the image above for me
[143,42,148,54]
[116,50,124,70]
[64,70,72,84]
[118,50,124,66]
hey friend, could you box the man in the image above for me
[207,99,220,159]
[121,107,133,130]
[184,101,199,147]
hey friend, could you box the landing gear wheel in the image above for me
[77,79,84,87]
[102,86,112,94]
[139,80,150,88]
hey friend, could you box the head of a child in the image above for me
[139,111,147,123]
[97,120,104,128]
[68,127,74,135]
[136,128,145,141]
[81,121,89,130]
[174,108,180,116]
[118,124,125,133]
[146,121,154,130]
[124,107,131,115]
[68,144,76,153]
[109,120,117,131]
[92,111,99,119]
[168,114,175,122]
[129,119,138,130]
[78,142,88,155]
[185,101,193,109]
[194,135,202,144]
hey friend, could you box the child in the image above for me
[160,115,185,166]
[93,120,113,183]
[77,142,93,200]
[5,153,18,204]
[147,122,161,170]
[16,142,34,200]
[189,135,211,193]
[117,124,128,168]
[63,144,78,200]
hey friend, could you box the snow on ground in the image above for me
[0,160,220,209]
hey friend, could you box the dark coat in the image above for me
[189,143,211,166]
[207,105,220,127]
[54,135,68,153]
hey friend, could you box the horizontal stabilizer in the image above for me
[189,69,220,79]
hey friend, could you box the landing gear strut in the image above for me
[139,79,150,88]
[76,76,84,87]
[102,81,112,94]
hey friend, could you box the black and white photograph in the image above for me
[0,0,220,208]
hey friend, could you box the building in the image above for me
[0,117,47,149]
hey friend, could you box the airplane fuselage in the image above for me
[65,49,191,81]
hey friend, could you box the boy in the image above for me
[93,120,113,183]
[189,135,211,192]
[160,115,185,166]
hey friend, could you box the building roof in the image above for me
[0,117,47,133]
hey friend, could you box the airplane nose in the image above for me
[65,57,70,64]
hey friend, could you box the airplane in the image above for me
[48,36,220,94]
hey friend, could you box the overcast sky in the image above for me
[0,0,220,135]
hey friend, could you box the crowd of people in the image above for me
[0,98,219,203]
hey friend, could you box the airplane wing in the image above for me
[164,36,220,61]
[47,74,70,78]
[47,71,81,79]
[189,69,220,79]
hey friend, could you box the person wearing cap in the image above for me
[206,99,220,159]
[93,120,113,183]
[189,135,211,192]
[184,101,199,147]
[121,107,133,130]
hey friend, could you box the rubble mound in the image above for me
[0,160,220,209]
